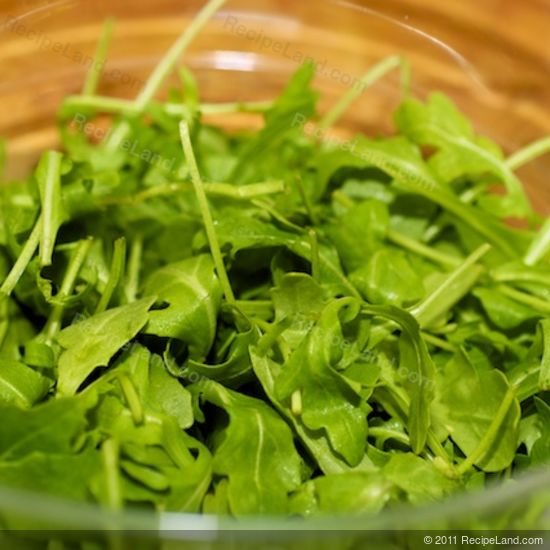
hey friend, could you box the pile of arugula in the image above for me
[1,0,550,520]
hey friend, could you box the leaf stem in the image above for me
[524,217,550,266]
[95,237,126,314]
[387,229,461,268]
[506,137,550,171]
[63,95,273,118]
[101,437,123,510]
[82,17,114,96]
[421,331,456,352]
[106,0,227,150]
[308,229,321,283]
[0,216,42,299]
[136,0,226,110]
[39,151,63,267]
[179,122,236,305]
[410,243,491,326]
[498,284,550,314]
[319,56,404,130]
[125,235,143,303]
[456,386,516,476]
[44,237,93,340]
[117,373,143,425]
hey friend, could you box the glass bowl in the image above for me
[1,0,549,547]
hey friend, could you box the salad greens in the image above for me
[1,0,550,520]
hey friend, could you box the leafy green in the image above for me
[395,93,532,218]
[142,256,222,358]
[196,380,302,515]
[57,296,156,394]
[0,4,549,522]
[0,359,49,408]
[438,350,520,472]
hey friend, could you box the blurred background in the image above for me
[0,0,549,202]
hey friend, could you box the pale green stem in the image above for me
[102,438,123,510]
[498,284,550,314]
[117,373,143,425]
[64,95,272,118]
[39,151,62,267]
[421,331,456,352]
[524,217,550,266]
[387,229,461,268]
[179,122,235,304]
[506,137,550,171]
[95,237,126,314]
[82,18,114,96]
[106,0,227,150]
[319,56,404,130]
[44,238,93,340]
[0,216,42,298]
[135,0,226,110]
[125,236,143,303]
[308,229,321,283]
[410,243,491,325]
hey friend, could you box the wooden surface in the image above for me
[0,0,549,205]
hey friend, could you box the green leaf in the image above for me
[233,62,318,181]
[353,136,519,258]
[142,256,222,359]
[327,200,389,273]
[531,398,550,465]
[350,248,424,307]
[0,359,49,408]
[291,472,393,516]
[0,448,101,501]
[250,348,374,475]
[395,93,531,218]
[473,287,540,330]
[186,326,259,387]
[383,453,458,504]
[438,350,520,472]
[0,397,90,461]
[57,296,156,394]
[111,344,193,429]
[363,304,436,454]
[275,299,368,466]
[197,380,302,515]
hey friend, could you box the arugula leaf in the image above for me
[383,453,458,504]
[351,248,424,307]
[326,199,389,273]
[232,61,318,182]
[290,472,393,516]
[0,359,49,408]
[473,287,541,330]
[185,326,259,387]
[196,380,302,515]
[57,296,156,394]
[274,299,368,466]
[531,398,550,466]
[438,350,520,472]
[0,448,100,501]
[0,397,91,461]
[353,137,520,257]
[1,11,550,519]
[110,344,193,429]
[395,93,531,218]
[142,256,222,359]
